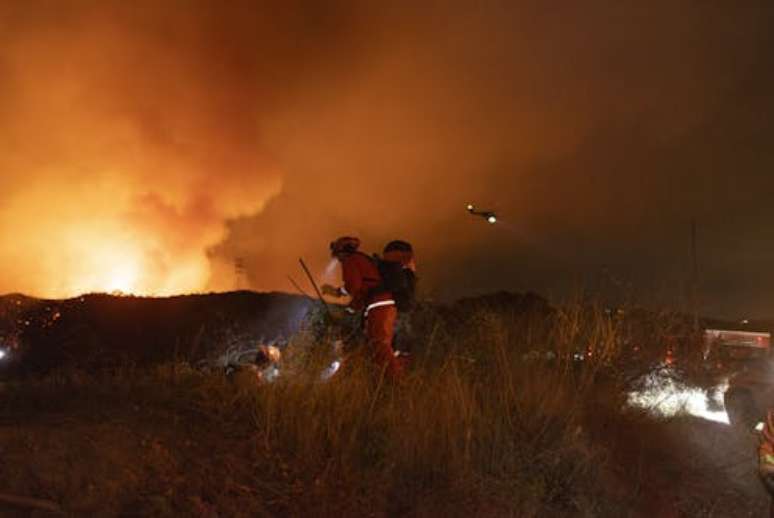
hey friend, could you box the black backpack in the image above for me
[373,255,417,312]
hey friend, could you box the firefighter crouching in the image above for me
[322,236,403,380]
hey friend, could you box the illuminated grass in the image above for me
[0,300,713,516]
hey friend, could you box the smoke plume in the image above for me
[2,2,774,317]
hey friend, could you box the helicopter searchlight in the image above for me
[466,204,498,224]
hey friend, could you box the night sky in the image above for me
[1,1,773,318]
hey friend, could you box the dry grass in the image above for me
[0,302,706,516]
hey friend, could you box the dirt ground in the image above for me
[600,415,770,517]
[669,417,769,517]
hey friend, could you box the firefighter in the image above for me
[321,236,402,379]
[382,240,416,274]
[382,240,417,358]
[760,410,774,517]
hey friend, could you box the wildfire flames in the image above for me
[0,4,288,299]
[0,173,281,298]
[55,234,206,297]
[4,217,207,298]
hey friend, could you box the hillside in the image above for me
[0,291,315,375]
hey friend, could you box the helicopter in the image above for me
[466,203,498,224]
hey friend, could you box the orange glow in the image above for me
[53,234,207,297]
[0,11,286,299]
[90,251,141,295]
[0,170,281,298]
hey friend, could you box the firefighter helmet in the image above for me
[383,240,412,254]
[330,236,361,256]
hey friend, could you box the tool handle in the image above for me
[299,258,331,315]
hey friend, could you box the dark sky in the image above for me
[1,1,773,318]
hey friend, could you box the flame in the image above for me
[52,225,209,297]
[0,165,282,298]
[0,15,286,299]
[103,259,140,294]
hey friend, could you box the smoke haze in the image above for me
[2,1,774,317]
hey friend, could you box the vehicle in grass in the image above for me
[724,359,774,430]
[709,328,774,429]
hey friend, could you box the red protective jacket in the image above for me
[340,252,393,312]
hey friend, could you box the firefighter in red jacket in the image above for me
[322,236,402,379]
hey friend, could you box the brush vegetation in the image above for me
[0,299,718,516]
